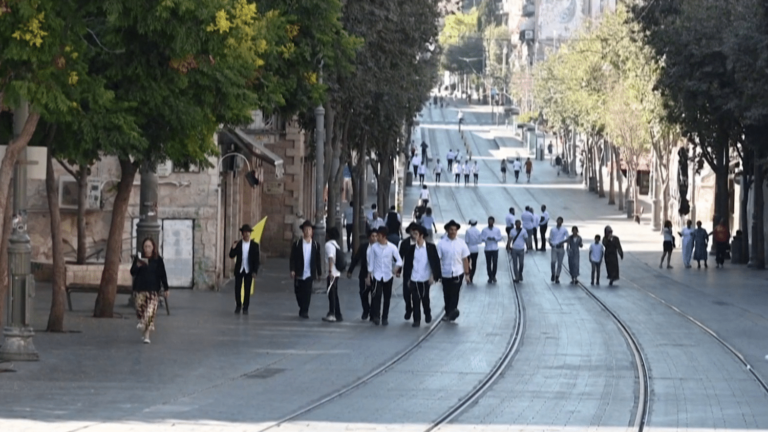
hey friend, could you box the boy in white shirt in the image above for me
[433,160,443,183]
[453,161,461,184]
[589,234,604,286]
[417,163,427,185]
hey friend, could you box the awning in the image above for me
[223,127,284,178]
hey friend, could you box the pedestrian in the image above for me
[530,206,540,250]
[589,234,604,285]
[366,226,403,326]
[370,211,385,230]
[420,207,437,240]
[693,220,710,269]
[505,219,528,283]
[347,229,376,321]
[465,219,482,284]
[505,207,516,237]
[548,217,568,284]
[131,237,169,344]
[481,216,502,283]
[521,206,536,252]
[343,202,355,252]
[512,158,522,182]
[462,161,471,186]
[555,154,563,175]
[228,224,260,315]
[289,220,322,319]
[538,205,549,251]
[472,161,479,185]
[660,220,674,269]
[366,204,377,226]
[524,157,533,182]
[433,160,443,183]
[603,226,623,285]
[547,142,553,158]
[417,163,427,185]
[713,218,730,268]
[437,220,471,322]
[323,227,344,323]
[679,220,694,268]
[500,158,508,183]
[458,110,464,132]
[566,226,583,284]
[411,153,421,177]
[453,161,462,184]
[418,185,431,209]
[420,140,429,162]
[447,149,455,171]
[399,223,419,322]
[402,224,442,327]
[385,205,402,245]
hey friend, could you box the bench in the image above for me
[65,264,169,315]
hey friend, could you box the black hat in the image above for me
[240,224,253,232]
[299,220,314,230]
[412,224,428,236]
[405,222,420,234]
[444,219,461,230]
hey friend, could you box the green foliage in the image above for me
[439,8,478,46]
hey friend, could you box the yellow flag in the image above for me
[252,216,267,243]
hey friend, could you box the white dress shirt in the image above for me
[240,241,251,273]
[453,164,461,174]
[480,226,503,251]
[465,226,482,253]
[462,164,471,174]
[549,226,569,248]
[446,151,454,161]
[419,189,430,200]
[521,211,536,231]
[539,211,550,226]
[589,243,604,262]
[367,242,403,281]
[410,243,431,282]
[370,218,385,230]
[343,207,354,225]
[509,227,528,249]
[437,236,470,277]
[472,164,480,174]
[302,239,312,279]
[418,165,427,175]
[512,160,522,171]
[433,163,443,174]
[505,213,516,228]
[325,240,341,277]
[412,155,421,166]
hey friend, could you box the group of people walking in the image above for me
[662,218,730,269]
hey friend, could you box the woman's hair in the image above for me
[572,226,579,233]
[142,237,158,259]
[664,220,672,228]
[327,227,340,241]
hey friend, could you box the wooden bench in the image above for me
[65,264,170,315]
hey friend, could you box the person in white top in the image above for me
[548,216,568,284]
[366,204,377,227]
[417,163,427,185]
[446,149,455,171]
[323,227,343,322]
[679,219,694,268]
[343,203,356,252]
[457,110,464,132]
[589,234,604,285]
[480,216,503,283]
[453,161,462,184]
[366,226,403,326]
[437,220,470,322]
[505,207,516,237]
[538,205,550,251]
[505,219,528,283]
[419,185,431,206]
[472,161,479,185]
[512,158,523,183]
[290,220,322,318]
[521,206,537,252]
[370,211,385,230]
[433,160,443,183]
[660,220,675,269]
[464,219,482,284]
[411,154,421,177]
[462,162,471,186]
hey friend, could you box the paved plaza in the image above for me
[2,104,768,431]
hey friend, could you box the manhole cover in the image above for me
[246,368,285,379]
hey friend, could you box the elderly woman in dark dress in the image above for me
[602,226,623,286]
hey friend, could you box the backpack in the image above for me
[334,245,347,272]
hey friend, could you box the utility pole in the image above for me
[136,163,161,256]
[313,97,327,285]
[0,101,39,362]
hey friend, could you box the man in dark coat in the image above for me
[398,223,419,321]
[602,225,623,286]
[347,229,377,320]
[229,224,260,314]
[402,225,441,327]
[289,220,322,318]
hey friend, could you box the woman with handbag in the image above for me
[131,237,170,344]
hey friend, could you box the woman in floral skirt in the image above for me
[131,237,169,344]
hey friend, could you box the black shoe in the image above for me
[596,281,600,286]
[425,314,432,324]
[488,278,493,284]
[235,307,241,314]
[555,278,560,284]
[441,315,449,322]
[373,318,380,326]
[336,316,343,322]
[492,278,498,283]
[299,313,309,319]
[242,309,249,315]
[362,312,369,320]
[551,275,555,282]
[448,309,460,321]
[382,318,389,326]
[519,276,523,282]
[405,311,412,320]
[609,280,613,286]
[412,321,421,327]
[513,279,519,283]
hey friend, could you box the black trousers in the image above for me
[294,277,313,316]
[442,275,463,316]
[514,170,520,181]
[410,280,431,323]
[485,250,498,280]
[327,276,342,319]
[435,173,441,182]
[345,224,354,252]
[473,173,478,185]
[539,224,548,250]
[359,278,372,317]
[715,241,728,265]
[371,278,393,320]
[447,160,453,170]
[234,271,253,310]
[412,164,418,177]
[403,277,412,315]
[455,174,460,184]
[530,228,538,250]
[469,252,479,282]
[464,174,469,185]
[419,174,425,184]
[591,262,601,284]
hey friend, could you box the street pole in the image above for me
[0,101,39,362]
[651,150,661,231]
[136,163,161,256]
[313,102,327,287]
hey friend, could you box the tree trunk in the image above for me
[324,105,339,230]
[76,165,88,264]
[0,183,12,326]
[598,138,606,198]
[608,142,616,205]
[44,126,66,332]
[377,152,393,212]
[740,167,751,264]
[752,152,765,269]
[93,158,138,318]
[662,179,670,223]
[713,142,730,230]
[614,146,624,211]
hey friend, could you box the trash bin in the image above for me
[731,238,742,263]
[626,200,634,219]
[406,171,413,187]
[588,176,597,192]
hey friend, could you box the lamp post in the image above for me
[313,102,327,284]
[0,101,39,362]
[136,163,161,257]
